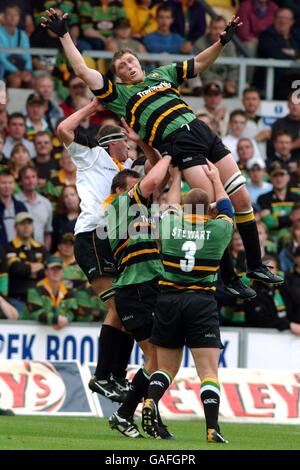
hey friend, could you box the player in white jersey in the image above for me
[57,98,159,401]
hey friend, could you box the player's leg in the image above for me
[191,347,228,443]
[90,276,133,400]
[215,154,283,284]
[74,231,133,401]
[142,346,182,438]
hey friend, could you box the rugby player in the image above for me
[57,98,159,402]
[142,161,232,443]
[105,159,173,439]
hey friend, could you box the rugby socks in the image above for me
[95,325,122,380]
[147,370,173,404]
[236,210,261,270]
[118,367,150,420]
[200,377,220,431]
[220,247,237,284]
[112,330,134,379]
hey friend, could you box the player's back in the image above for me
[159,211,233,292]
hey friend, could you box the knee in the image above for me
[231,187,252,212]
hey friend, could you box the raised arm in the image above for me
[120,117,161,167]
[193,16,242,74]
[41,9,103,90]
[57,98,99,146]
[139,156,172,199]
[166,166,182,206]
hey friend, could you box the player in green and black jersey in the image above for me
[42,10,283,296]
[105,157,172,439]
[142,161,233,444]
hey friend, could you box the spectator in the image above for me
[79,0,125,50]
[107,18,146,53]
[43,149,77,204]
[0,244,8,297]
[257,220,277,257]
[279,219,300,272]
[25,94,51,142]
[0,108,8,133]
[255,8,300,99]
[223,109,261,162]
[0,129,9,170]
[257,165,300,238]
[268,130,297,173]
[196,82,229,137]
[143,4,192,54]
[34,73,64,133]
[237,138,260,172]
[242,87,270,160]
[7,143,31,183]
[271,94,300,161]
[281,246,300,321]
[15,166,53,249]
[0,0,33,34]
[237,0,278,56]
[24,255,77,329]
[246,159,273,205]
[123,0,158,39]
[0,170,26,245]
[60,76,87,117]
[32,131,59,189]
[51,185,80,252]
[245,254,300,333]
[6,211,47,312]
[3,113,35,159]
[166,0,206,43]
[0,4,33,88]
[194,17,238,97]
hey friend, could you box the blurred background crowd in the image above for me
[0,0,300,334]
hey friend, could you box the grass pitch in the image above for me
[0,416,299,450]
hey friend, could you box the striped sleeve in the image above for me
[91,76,118,104]
[176,59,196,84]
[128,183,151,207]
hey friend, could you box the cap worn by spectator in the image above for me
[26,93,46,106]
[15,212,34,224]
[203,81,223,96]
[270,167,288,177]
[246,157,266,170]
[45,256,63,268]
[114,18,131,29]
[58,232,75,244]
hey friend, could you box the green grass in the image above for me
[0,416,299,450]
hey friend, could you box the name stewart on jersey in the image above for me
[159,212,233,292]
[91,59,196,147]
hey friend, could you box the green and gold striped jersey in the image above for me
[92,60,196,147]
[106,183,164,288]
[159,210,233,292]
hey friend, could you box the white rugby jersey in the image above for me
[65,141,132,235]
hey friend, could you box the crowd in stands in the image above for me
[0,1,300,334]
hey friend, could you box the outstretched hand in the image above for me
[120,117,141,143]
[41,7,69,37]
[220,16,242,46]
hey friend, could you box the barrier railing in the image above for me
[1,47,300,99]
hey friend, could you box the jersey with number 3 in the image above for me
[159,212,233,293]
